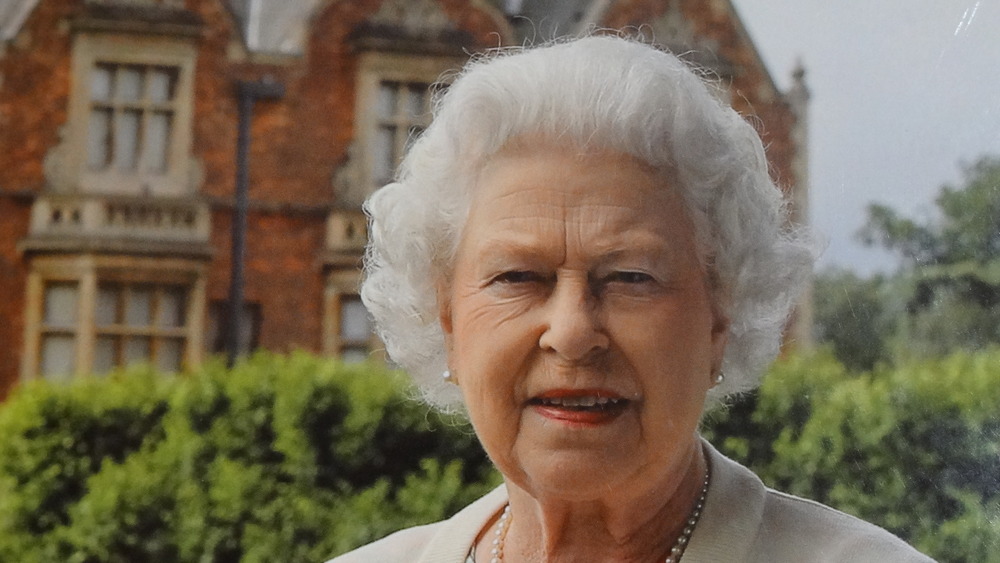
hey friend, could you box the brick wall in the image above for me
[0,0,800,396]
[0,0,77,398]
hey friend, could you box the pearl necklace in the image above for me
[488,469,710,563]
[665,468,710,562]
[490,504,511,563]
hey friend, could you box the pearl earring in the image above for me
[443,370,454,383]
[714,372,725,385]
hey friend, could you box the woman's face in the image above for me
[439,142,728,500]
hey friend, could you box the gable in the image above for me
[0,0,39,42]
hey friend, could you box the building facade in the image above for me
[0,0,809,399]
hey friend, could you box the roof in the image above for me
[0,0,38,42]
[220,0,607,54]
[0,0,782,93]
[506,0,592,40]
[228,0,320,55]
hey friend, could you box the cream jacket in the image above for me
[328,441,935,562]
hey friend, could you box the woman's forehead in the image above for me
[473,143,674,207]
[459,147,697,256]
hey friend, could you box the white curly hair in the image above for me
[361,35,816,411]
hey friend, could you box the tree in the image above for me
[859,156,1000,267]
[812,268,893,371]
[856,155,1000,358]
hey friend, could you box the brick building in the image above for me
[0,0,809,399]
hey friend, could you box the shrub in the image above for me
[703,349,1000,563]
[0,353,497,562]
[0,367,173,561]
[2,350,996,562]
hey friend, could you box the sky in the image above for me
[730,0,1000,275]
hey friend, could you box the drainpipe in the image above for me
[227,77,284,367]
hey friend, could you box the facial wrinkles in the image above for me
[480,195,656,263]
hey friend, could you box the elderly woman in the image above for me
[332,36,931,562]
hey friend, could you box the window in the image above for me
[355,53,462,198]
[65,33,196,196]
[87,63,179,175]
[37,281,190,379]
[22,256,206,380]
[93,282,188,374]
[39,283,80,381]
[371,80,432,188]
[322,271,378,363]
[337,294,374,362]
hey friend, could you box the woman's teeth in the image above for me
[537,397,625,408]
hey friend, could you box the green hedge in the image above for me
[704,349,1000,563]
[0,353,498,562]
[1,350,997,562]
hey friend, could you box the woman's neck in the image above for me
[476,440,709,562]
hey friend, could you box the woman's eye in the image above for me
[608,271,654,284]
[492,270,544,284]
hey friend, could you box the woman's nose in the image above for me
[538,277,609,361]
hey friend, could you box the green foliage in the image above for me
[704,350,1000,563]
[4,350,996,563]
[812,268,894,371]
[0,353,498,562]
[850,155,1000,358]
[0,367,172,562]
[858,156,1000,266]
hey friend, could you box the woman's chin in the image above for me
[512,454,644,502]
[507,432,649,501]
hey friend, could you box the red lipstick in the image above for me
[529,388,629,425]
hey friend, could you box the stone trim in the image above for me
[21,253,207,380]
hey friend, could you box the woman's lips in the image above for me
[528,389,630,425]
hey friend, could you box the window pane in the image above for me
[145,111,172,173]
[41,335,75,381]
[376,82,398,118]
[87,108,112,170]
[91,65,113,101]
[157,287,186,328]
[44,283,78,328]
[373,126,395,185]
[148,68,176,103]
[157,338,184,372]
[117,66,143,101]
[340,297,371,342]
[341,346,369,364]
[94,336,117,374]
[114,110,141,171]
[406,86,426,119]
[124,337,151,365]
[206,305,220,353]
[125,287,153,327]
[96,285,120,326]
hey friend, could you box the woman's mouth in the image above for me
[528,391,630,424]
[532,396,626,410]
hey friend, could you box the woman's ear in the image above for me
[709,302,730,379]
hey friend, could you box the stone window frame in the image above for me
[62,32,197,197]
[325,52,463,361]
[354,52,463,198]
[323,270,380,363]
[21,254,206,381]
